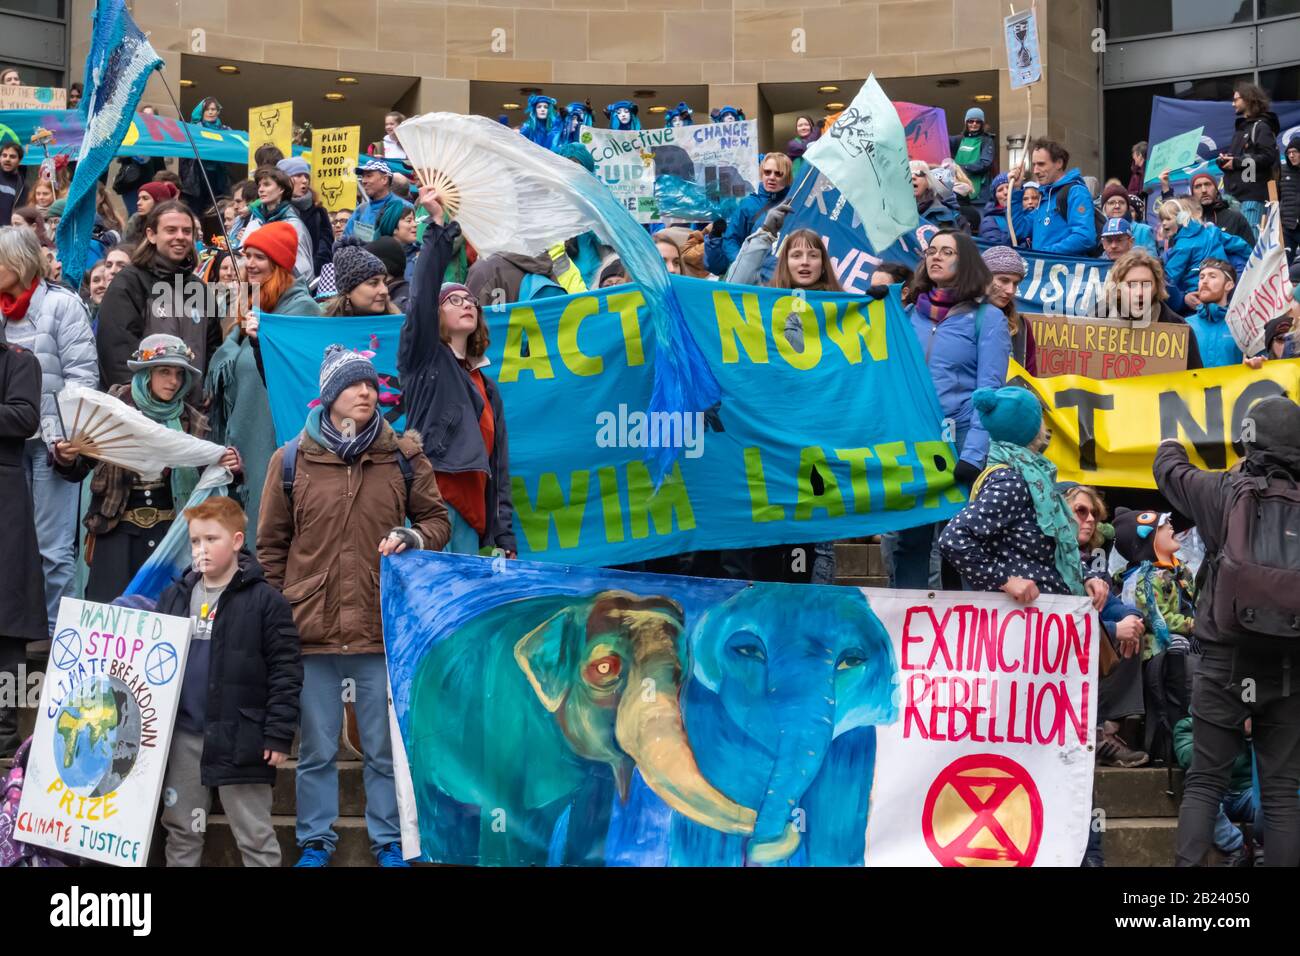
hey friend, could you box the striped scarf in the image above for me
[307,406,382,464]
[913,286,961,324]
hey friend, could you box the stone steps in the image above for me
[202,815,377,867]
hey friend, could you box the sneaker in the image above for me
[294,841,333,868]
[1097,732,1150,768]
[375,842,410,867]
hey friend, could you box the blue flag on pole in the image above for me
[55,0,162,288]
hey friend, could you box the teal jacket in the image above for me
[1174,716,1252,792]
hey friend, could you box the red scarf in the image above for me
[0,277,39,322]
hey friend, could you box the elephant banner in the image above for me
[381,551,1096,866]
[259,278,965,566]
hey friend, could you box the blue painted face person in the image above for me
[664,102,694,129]
[685,584,898,863]
[560,101,592,145]
[605,100,640,131]
[711,106,746,124]
[519,94,559,148]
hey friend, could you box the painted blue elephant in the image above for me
[407,590,758,865]
[671,584,898,865]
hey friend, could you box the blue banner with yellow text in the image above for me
[258,277,965,565]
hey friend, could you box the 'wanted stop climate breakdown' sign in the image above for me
[17,598,190,866]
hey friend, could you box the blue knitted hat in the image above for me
[319,344,379,409]
[973,386,1043,447]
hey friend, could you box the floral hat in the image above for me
[127,333,201,376]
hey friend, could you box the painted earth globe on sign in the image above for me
[51,675,142,797]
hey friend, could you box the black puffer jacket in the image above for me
[1280,138,1300,230]
[1220,110,1280,205]
[156,551,303,787]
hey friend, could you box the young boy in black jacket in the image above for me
[157,496,302,866]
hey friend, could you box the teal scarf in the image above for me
[987,440,1085,595]
[131,371,199,508]
[252,200,294,225]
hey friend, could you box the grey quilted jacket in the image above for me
[4,280,98,435]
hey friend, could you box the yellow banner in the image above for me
[1011,359,1300,488]
[309,125,360,213]
[247,101,294,172]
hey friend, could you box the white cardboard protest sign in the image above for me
[1226,201,1292,356]
[17,598,191,866]
[863,589,1097,866]
[580,120,759,223]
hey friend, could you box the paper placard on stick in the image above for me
[1226,201,1292,356]
[1143,127,1205,188]
[1027,314,1191,379]
[16,598,191,866]
[0,85,66,110]
[310,125,360,212]
[1005,9,1042,89]
[247,101,293,172]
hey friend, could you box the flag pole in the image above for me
[155,63,239,273]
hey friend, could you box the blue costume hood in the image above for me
[664,102,694,128]
[711,105,746,123]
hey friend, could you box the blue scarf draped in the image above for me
[987,440,1085,595]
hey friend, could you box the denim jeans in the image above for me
[24,441,79,635]
[1213,788,1255,853]
[1239,200,1265,234]
[443,504,482,555]
[297,653,400,853]
[891,522,944,590]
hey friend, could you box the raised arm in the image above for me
[398,187,459,379]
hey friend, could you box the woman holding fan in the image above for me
[51,335,240,601]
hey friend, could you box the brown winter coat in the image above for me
[256,420,450,655]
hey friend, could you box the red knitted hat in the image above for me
[137,181,179,204]
[1190,171,1218,191]
[243,221,298,272]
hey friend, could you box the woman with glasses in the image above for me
[1092,249,1203,368]
[888,229,1011,590]
[1065,485,1149,769]
[397,184,516,558]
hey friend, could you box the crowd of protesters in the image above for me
[0,65,1297,871]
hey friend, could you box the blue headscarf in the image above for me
[190,97,226,130]
[520,95,559,149]
[558,102,593,146]
[664,102,694,128]
[605,100,640,131]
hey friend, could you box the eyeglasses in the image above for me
[1072,503,1096,521]
[444,293,478,308]
[923,247,957,260]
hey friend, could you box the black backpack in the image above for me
[1205,472,1300,651]
[1054,186,1106,256]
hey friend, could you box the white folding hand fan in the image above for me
[57,383,226,480]
[396,112,611,258]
